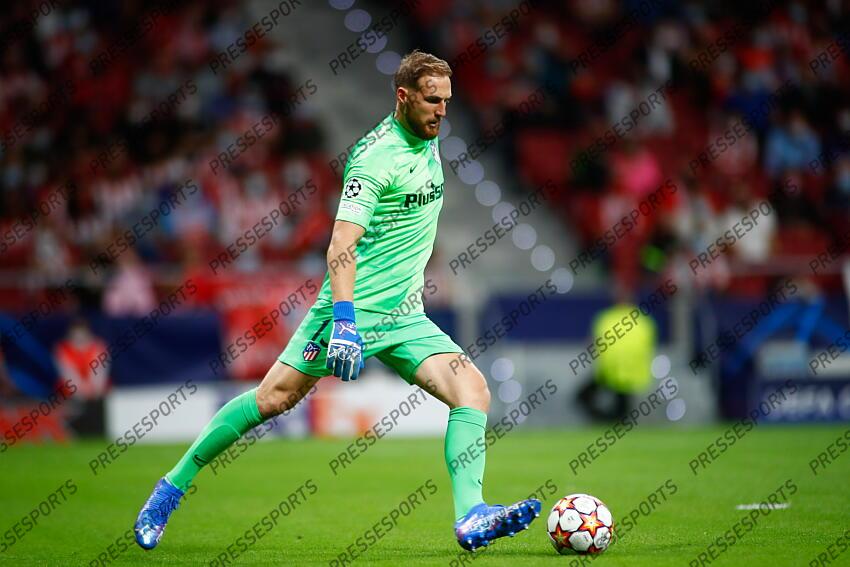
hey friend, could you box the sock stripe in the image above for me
[241,387,263,426]
[449,406,487,428]
[448,415,486,427]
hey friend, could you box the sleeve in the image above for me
[335,149,393,230]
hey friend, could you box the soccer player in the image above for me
[134,50,540,552]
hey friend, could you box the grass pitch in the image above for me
[1,426,847,566]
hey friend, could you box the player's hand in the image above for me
[326,302,364,381]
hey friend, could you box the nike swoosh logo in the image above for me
[192,454,208,466]
[410,165,416,173]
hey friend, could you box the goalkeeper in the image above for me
[133,50,540,552]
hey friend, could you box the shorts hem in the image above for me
[403,348,465,384]
[277,357,328,379]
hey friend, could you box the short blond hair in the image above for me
[393,50,452,90]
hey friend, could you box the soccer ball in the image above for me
[546,494,614,555]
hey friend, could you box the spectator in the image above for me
[764,110,822,177]
[716,182,776,264]
[610,141,662,199]
[103,249,157,316]
[712,114,758,178]
[53,319,109,400]
[577,285,658,421]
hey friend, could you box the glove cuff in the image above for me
[333,301,356,322]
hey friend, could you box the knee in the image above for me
[456,368,490,412]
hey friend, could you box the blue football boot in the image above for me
[454,498,542,551]
[134,477,184,550]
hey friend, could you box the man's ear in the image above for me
[397,86,409,105]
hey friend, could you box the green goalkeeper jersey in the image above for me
[316,112,446,314]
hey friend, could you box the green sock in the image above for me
[165,388,264,491]
[444,407,487,520]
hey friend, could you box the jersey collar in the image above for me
[391,112,430,150]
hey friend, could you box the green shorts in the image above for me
[278,300,463,383]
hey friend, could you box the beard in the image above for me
[402,103,440,140]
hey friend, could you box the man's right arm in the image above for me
[325,218,367,381]
[326,220,365,302]
[326,145,389,380]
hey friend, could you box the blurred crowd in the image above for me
[3,0,850,316]
[414,0,850,296]
[0,0,336,314]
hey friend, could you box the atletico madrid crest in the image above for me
[302,341,321,361]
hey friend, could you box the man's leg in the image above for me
[136,300,337,550]
[410,352,540,550]
[165,300,334,492]
[412,353,490,520]
[167,361,322,490]
[135,361,323,549]
[372,313,542,550]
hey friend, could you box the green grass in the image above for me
[1,426,848,566]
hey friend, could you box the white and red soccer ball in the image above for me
[547,493,614,555]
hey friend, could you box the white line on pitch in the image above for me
[734,503,791,510]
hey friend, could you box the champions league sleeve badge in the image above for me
[344,178,362,198]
